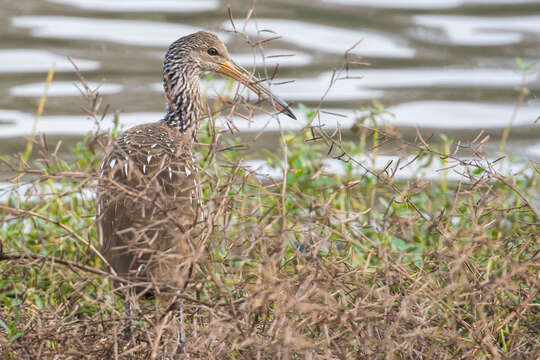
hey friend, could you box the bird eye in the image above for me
[207,48,218,56]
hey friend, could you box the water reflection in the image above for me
[387,101,539,129]
[10,82,123,97]
[152,67,531,103]
[0,109,345,137]
[151,76,383,102]
[414,15,540,45]
[357,68,535,88]
[12,16,208,47]
[2,100,537,138]
[323,0,463,9]
[526,143,540,157]
[0,111,156,138]
[279,67,534,100]
[223,19,415,58]
[0,49,99,73]
[324,0,540,9]
[48,0,219,12]
[230,51,313,68]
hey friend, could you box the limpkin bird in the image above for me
[97,31,295,333]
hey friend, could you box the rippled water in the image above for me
[1,0,539,167]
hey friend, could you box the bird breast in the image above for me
[98,122,200,218]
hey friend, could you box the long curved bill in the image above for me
[218,60,296,120]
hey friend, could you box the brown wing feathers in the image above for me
[97,122,199,294]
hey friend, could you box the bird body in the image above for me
[97,31,295,298]
[98,122,200,293]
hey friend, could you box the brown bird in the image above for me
[96,31,295,335]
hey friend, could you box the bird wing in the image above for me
[97,122,200,283]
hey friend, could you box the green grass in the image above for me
[0,93,538,358]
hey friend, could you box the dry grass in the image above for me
[1,24,539,360]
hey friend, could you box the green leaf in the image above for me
[515,57,524,69]
[10,331,23,342]
[0,318,10,332]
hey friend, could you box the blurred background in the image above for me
[1,0,539,170]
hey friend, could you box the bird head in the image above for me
[165,31,296,120]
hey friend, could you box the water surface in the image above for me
[1,0,539,175]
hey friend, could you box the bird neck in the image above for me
[162,65,202,136]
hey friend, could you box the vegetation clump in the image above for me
[0,68,538,359]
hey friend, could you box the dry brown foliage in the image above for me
[1,17,539,360]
